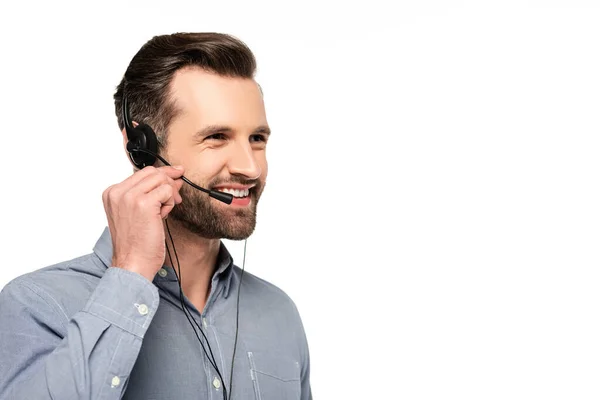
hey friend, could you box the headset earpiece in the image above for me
[122,96,158,169]
[127,123,158,169]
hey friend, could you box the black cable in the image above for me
[164,222,247,400]
[164,236,222,375]
[164,219,228,400]
[132,145,245,398]
[164,245,224,398]
[165,220,221,368]
[229,238,246,397]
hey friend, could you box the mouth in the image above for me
[212,185,255,207]
[215,187,251,198]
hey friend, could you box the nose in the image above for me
[227,139,261,180]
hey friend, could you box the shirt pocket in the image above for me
[247,351,301,400]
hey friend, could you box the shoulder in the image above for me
[0,253,106,322]
[234,266,301,314]
[232,266,308,343]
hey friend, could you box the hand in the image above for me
[102,165,185,281]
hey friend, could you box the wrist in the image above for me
[112,257,157,282]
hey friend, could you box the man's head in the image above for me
[114,33,269,240]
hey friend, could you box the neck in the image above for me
[163,218,221,313]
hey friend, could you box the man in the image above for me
[0,32,311,400]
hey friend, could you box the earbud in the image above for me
[121,96,233,204]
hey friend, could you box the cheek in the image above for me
[189,153,227,182]
[260,155,268,179]
[202,161,226,179]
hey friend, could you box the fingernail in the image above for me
[174,165,184,170]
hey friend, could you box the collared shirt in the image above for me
[0,227,311,399]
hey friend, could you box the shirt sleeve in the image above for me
[0,267,159,400]
[293,303,312,400]
[301,330,312,400]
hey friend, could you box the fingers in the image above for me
[104,166,185,206]
[126,165,184,192]
[148,183,177,218]
[128,169,183,204]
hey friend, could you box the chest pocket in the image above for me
[247,351,301,400]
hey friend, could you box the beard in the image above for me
[169,175,264,240]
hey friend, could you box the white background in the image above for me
[1,0,599,398]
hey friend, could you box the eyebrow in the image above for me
[194,125,271,139]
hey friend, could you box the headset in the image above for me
[122,95,244,400]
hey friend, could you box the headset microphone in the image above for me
[130,146,234,205]
[122,97,233,205]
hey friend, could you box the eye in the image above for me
[250,134,267,143]
[206,133,227,141]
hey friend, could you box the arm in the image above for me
[300,324,312,400]
[0,267,159,400]
[293,303,312,400]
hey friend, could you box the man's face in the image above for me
[163,67,269,240]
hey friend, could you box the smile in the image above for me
[217,188,250,198]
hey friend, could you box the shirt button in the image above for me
[137,304,149,315]
[111,376,121,387]
[158,268,168,277]
[213,377,221,389]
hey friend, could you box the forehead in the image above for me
[169,67,266,127]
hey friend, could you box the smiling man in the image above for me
[0,33,312,400]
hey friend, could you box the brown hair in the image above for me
[113,32,257,151]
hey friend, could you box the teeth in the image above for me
[220,188,250,198]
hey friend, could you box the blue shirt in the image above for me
[0,227,311,399]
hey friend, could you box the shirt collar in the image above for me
[93,227,235,298]
[214,241,235,298]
